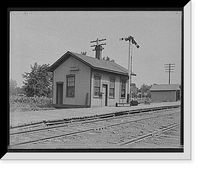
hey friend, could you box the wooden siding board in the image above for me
[53,56,91,106]
[50,51,130,107]
[90,70,127,107]
[151,91,176,102]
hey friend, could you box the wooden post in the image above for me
[85,93,89,107]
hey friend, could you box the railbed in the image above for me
[10,101,181,128]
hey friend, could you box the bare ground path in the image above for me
[10,101,180,127]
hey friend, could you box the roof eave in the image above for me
[92,67,128,76]
[48,51,71,72]
[150,89,180,91]
[48,51,129,76]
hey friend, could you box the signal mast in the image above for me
[119,36,140,103]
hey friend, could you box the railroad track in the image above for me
[9,106,180,148]
[10,104,180,129]
[119,123,180,146]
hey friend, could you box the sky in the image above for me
[10,11,182,88]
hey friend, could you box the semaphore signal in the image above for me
[119,36,140,103]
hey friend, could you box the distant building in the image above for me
[150,84,180,102]
[48,46,136,108]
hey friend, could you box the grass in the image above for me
[10,95,55,112]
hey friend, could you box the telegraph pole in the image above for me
[90,38,106,49]
[90,38,106,60]
[120,36,139,103]
[164,63,175,84]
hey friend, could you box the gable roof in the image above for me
[48,51,136,76]
[150,84,180,91]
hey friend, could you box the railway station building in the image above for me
[150,84,181,102]
[48,47,136,108]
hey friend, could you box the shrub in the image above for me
[10,95,53,112]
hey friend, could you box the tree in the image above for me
[130,83,138,98]
[16,86,26,95]
[139,84,152,98]
[22,63,52,97]
[10,79,18,96]
[81,52,87,55]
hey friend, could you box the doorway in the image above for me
[176,90,180,101]
[56,83,63,105]
[102,84,108,106]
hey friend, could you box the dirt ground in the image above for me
[10,101,180,127]
[11,109,181,149]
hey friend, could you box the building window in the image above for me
[94,76,101,97]
[66,75,75,97]
[109,78,115,98]
[121,79,126,98]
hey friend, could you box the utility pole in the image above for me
[119,36,139,103]
[90,38,106,60]
[164,63,175,84]
[90,38,106,50]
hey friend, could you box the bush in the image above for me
[10,95,53,112]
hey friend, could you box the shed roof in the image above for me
[150,84,180,91]
[48,51,136,76]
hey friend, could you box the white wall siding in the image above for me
[53,56,91,106]
[90,70,127,107]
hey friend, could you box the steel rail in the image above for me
[95,110,179,129]
[10,109,180,147]
[10,128,94,147]
[10,106,180,136]
[119,123,181,146]
[10,104,180,129]
[44,105,180,126]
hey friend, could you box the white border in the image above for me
[3,3,191,160]
[183,0,191,160]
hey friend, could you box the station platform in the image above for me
[10,101,180,127]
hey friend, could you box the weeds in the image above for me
[10,95,54,112]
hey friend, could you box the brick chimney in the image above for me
[95,45,104,60]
